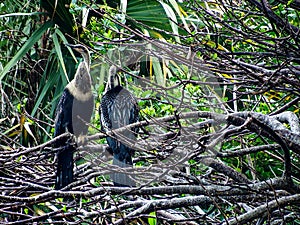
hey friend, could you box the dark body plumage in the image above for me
[100,70,138,187]
[54,44,93,190]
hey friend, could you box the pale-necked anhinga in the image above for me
[54,44,94,189]
[100,66,139,187]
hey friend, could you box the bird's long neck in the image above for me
[82,52,90,71]
[76,48,91,92]
[67,66,92,102]
[67,51,92,101]
[105,66,121,93]
[76,62,92,89]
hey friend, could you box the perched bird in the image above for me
[54,44,94,190]
[100,66,139,187]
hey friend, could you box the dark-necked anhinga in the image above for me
[100,66,139,187]
[54,44,94,190]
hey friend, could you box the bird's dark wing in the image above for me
[129,92,139,134]
[54,88,74,138]
[53,88,75,190]
[100,92,113,132]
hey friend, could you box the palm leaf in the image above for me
[127,0,172,33]
[40,0,74,36]
[0,20,53,82]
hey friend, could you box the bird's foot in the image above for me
[77,134,87,146]
[66,133,77,146]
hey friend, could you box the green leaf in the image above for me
[159,1,180,43]
[30,64,60,117]
[53,31,68,81]
[0,20,53,82]
[152,57,164,86]
[24,208,29,215]
[40,0,74,35]
[127,0,172,32]
[0,12,44,18]
[169,0,190,33]
[148,212,157,225]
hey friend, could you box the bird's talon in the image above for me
[77,135,87,146]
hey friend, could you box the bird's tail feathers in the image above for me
[55,143,74,190]
[111,144,135,187]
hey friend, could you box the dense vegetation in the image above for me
[1,0,300,224]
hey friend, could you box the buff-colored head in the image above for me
[66,43,90,70]
[66,43,92,96]
[104,65,121,93]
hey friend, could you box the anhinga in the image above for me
[54,44,94,190]
[100,66,139,187]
